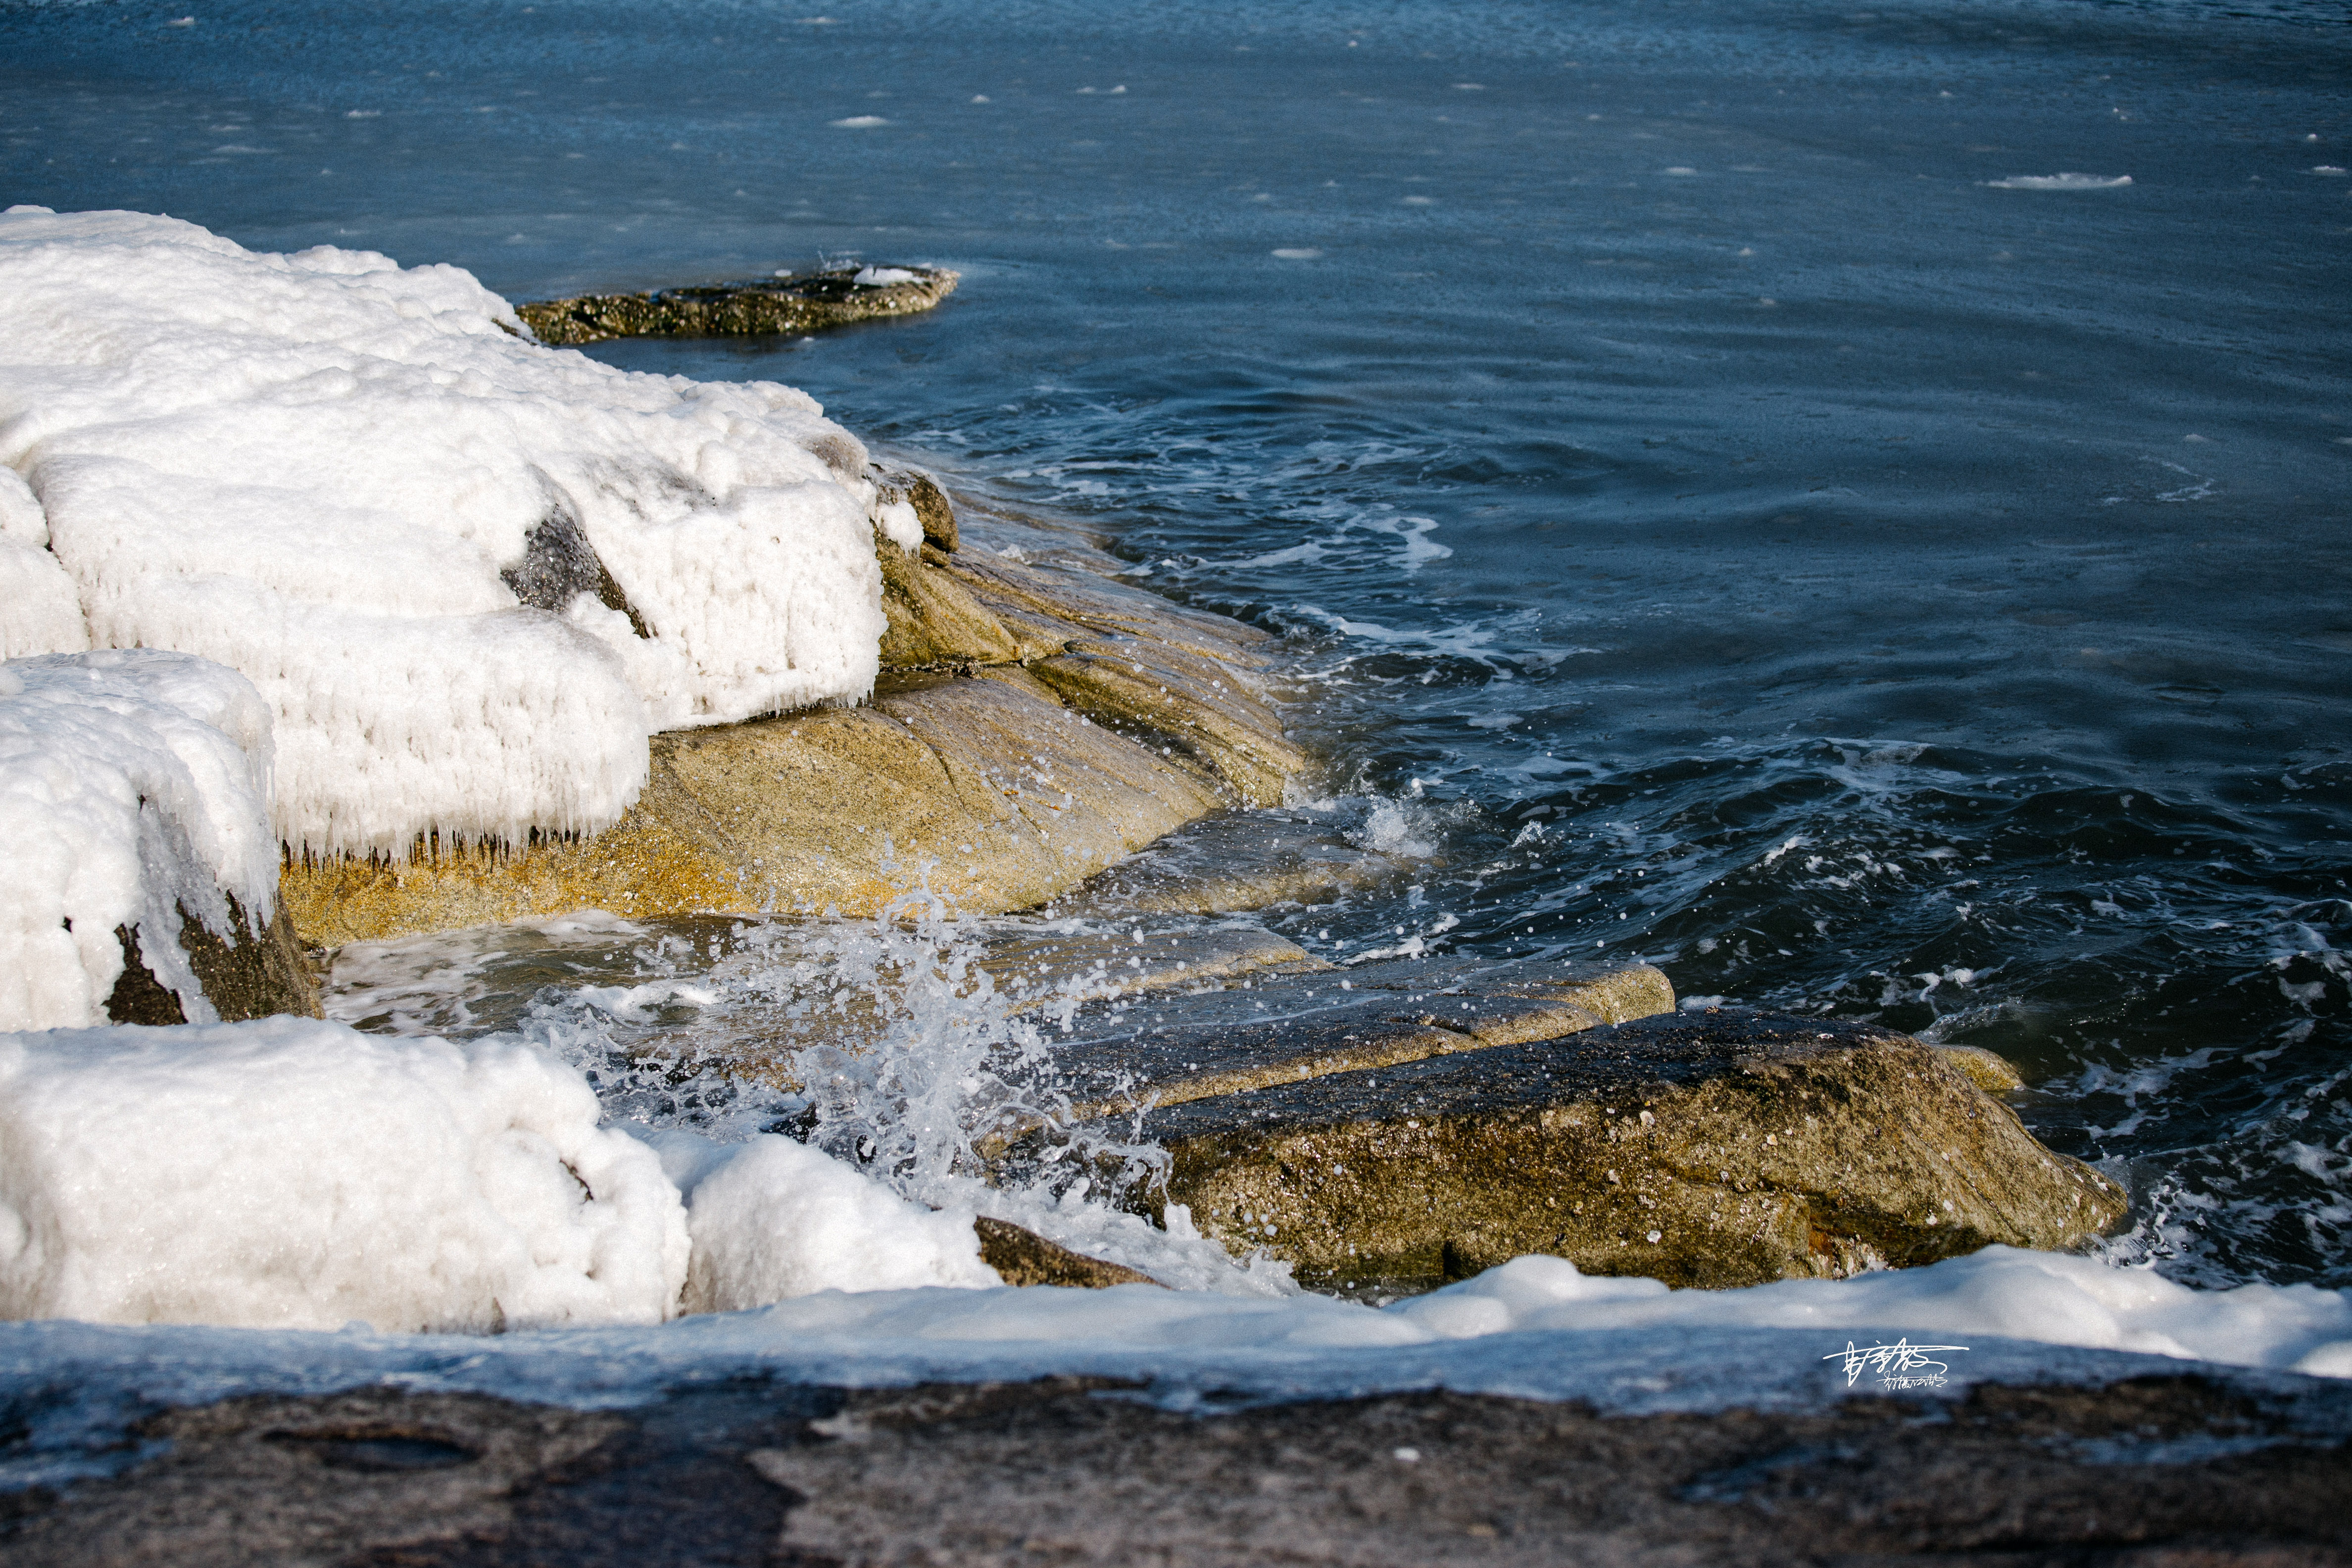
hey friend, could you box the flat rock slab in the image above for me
[515,266,959,346]
[10,1374,2350,1566]
[1020,954,1675,1131]
[1053,804,1412,916]
[1114,1012,2123,1291]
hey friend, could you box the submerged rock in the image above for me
[1111,1011,2119,1291]
[1051,805,1414,917]
[514,265,960,346]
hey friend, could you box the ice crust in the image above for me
[0,649,278,1030]
[0,1017,687,1332]
[0,206,890,855]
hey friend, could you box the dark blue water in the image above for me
[6,0,2349,1288]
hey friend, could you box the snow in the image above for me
[0,467,89,659]
[0,1016,686,1332]
[636,1129,999,1310]
[0,206,893,856]
[0,650,278,1030]
[851,265,922,286]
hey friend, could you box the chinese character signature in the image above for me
[1821,1339,1969,1390]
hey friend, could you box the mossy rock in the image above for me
[516,266,959,346]
[1102,1011,2117,1292]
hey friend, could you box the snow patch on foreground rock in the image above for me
[0,206,889,855]
[0,650,277,1031]
[0,1017,1005,1331]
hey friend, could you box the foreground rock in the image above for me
[8,1374,2348,1566]
[103,896,320,1027]
[972,1217,1161,1289]
[1101,1011,2123,1291]
[515,265,960,346]
[281,490,1305,947]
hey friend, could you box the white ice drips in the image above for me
[0,206,892,855]
[0,649,277,1031]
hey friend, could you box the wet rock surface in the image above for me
[8,1373,2349,1566]
[514,266,959,346]
[1050,803,1414,916]
[1028,954,1674,1130]
[1106,1011,2122,1292]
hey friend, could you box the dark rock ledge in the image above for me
[5,1372,2348,1566]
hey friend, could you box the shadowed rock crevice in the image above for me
[104,896,322,1026]
[499,495,650,637]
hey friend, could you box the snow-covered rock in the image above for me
[0,649,281,1032]
[0,1017,689,1332]
[0,206,890,857]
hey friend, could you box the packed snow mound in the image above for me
[0,1017,689,1332]
[0,468,89,660]
[0,206,890,855]
[635,1128,1001,1311]
[0,649,278,1031]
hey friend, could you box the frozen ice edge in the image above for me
[0,1311,2338,1493]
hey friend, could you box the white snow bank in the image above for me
[0,205,892,855]
[0,649,277,1030]
[635,1128,999,1310]
[0,1016,686,1331]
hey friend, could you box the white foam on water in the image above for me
[0,207,891,856]
[0,650,278,1030]
[1983,173,2134,189]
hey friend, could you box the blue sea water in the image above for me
[4,0,2350,1290]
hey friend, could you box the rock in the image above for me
[16,1374,2348,1566]
[105,896,322,1026]
[1939,1042,2026,1094]
[1029,637,1305,807]
[515,265,959,347]
[981,924,1323,1008]
[1051,805,1411,916]
[875,467,959,554]
[1020,954,1674,1135]
[972,1217,1163,1289]
[283,669,1230,946]
[1107,1012,2125,1291]
[279,490,1312,947]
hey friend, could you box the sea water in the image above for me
[3,0,2348,1401]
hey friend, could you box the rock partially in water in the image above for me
[1051,806,1412,917]
[988,955,1673,1164]
[514,265,959,347]
[972,1217,1163,1289]
[1112,1012,2118,1291]
[1029,637,1305,808]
